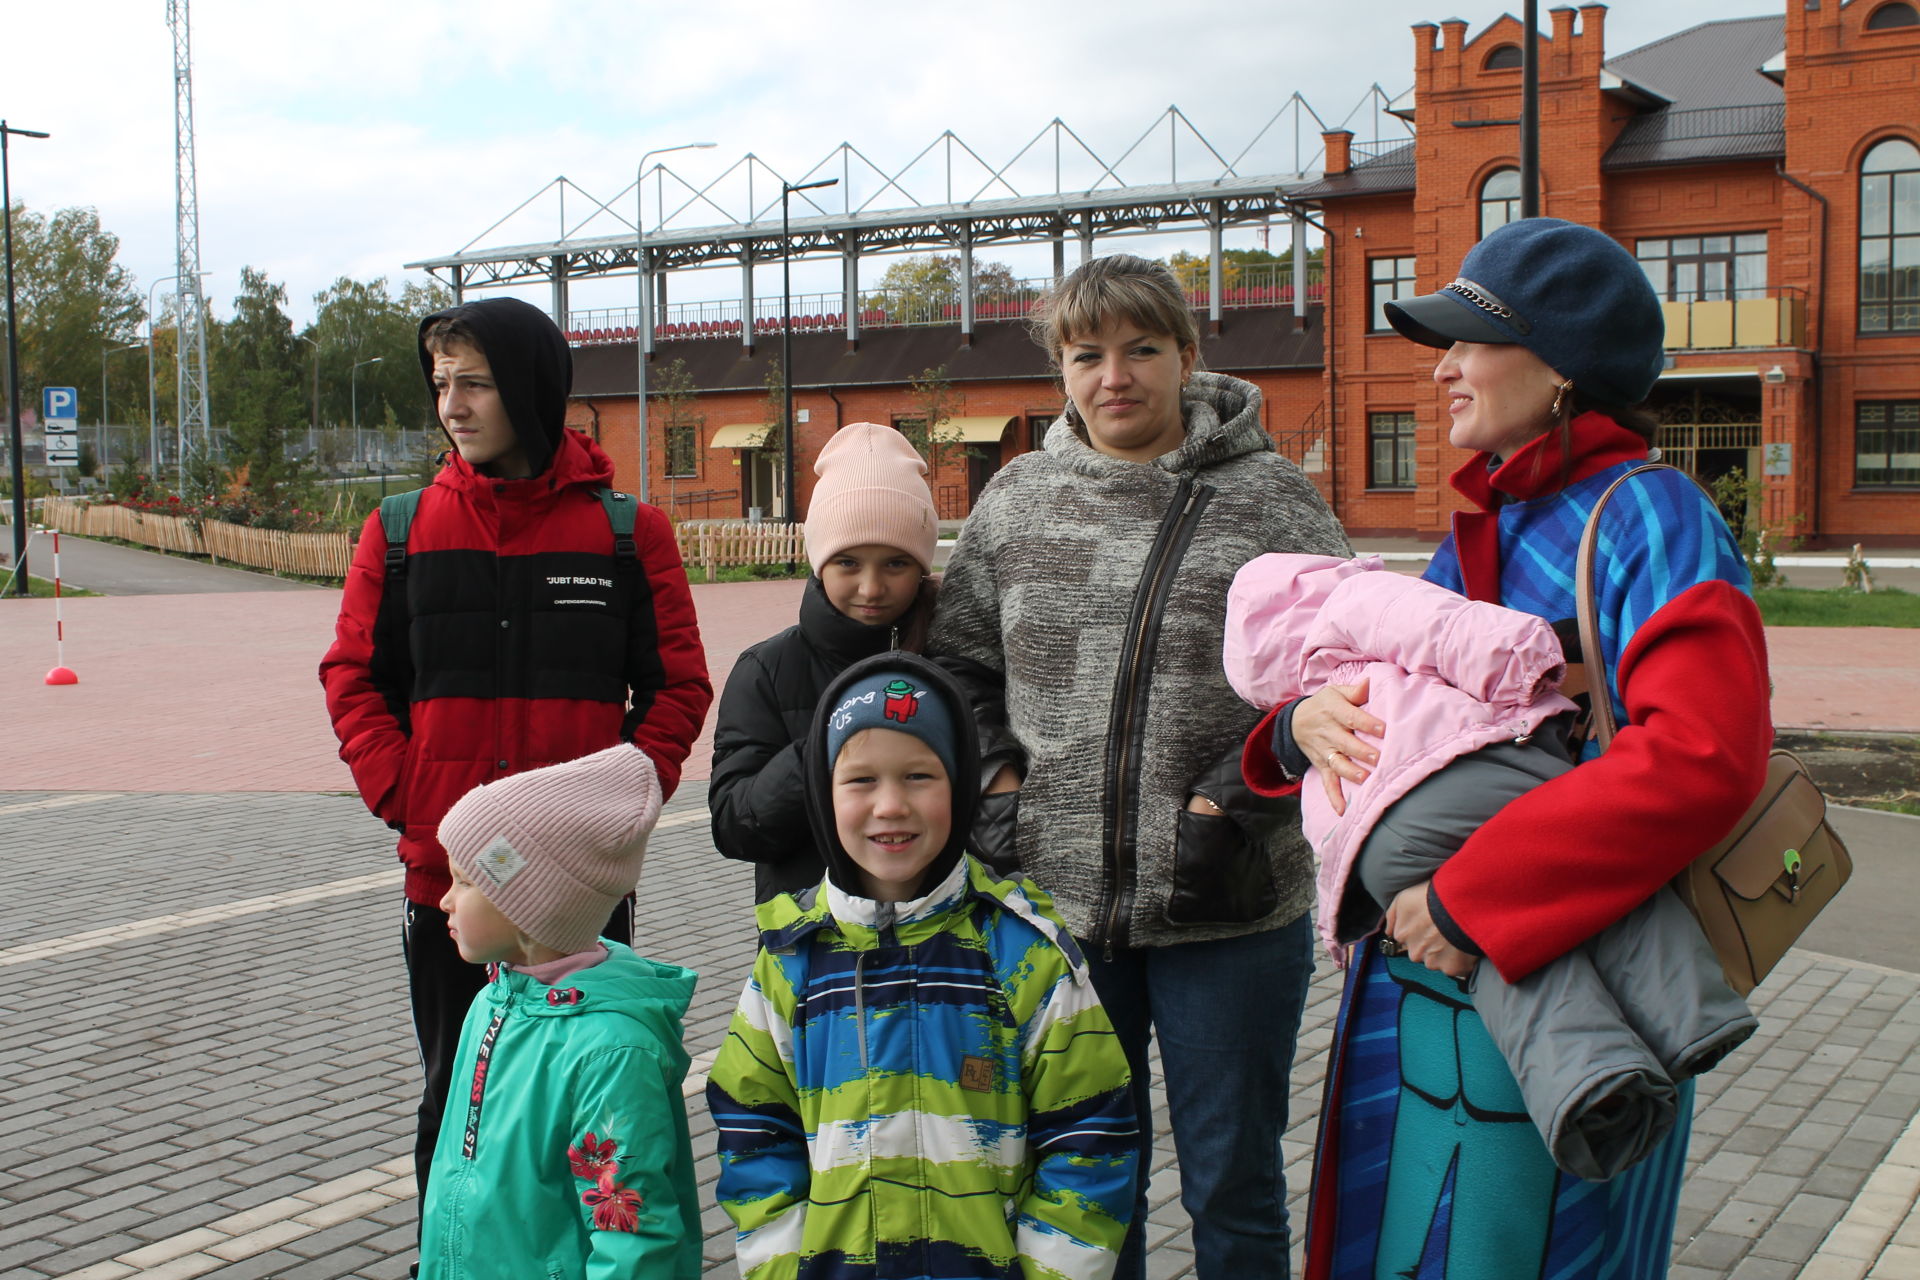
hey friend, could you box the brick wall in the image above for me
[1315,2,1920,544]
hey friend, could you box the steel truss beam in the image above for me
[408,90,1410,294]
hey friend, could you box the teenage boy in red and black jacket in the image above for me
[320,296,711,1212]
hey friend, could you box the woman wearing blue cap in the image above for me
[1265,218,1772,1278]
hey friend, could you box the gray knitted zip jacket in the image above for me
[930,372,1351,948]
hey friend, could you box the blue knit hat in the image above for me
[1385,217,1665,406]
[823,667,959,783]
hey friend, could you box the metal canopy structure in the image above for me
[411,173,1324,285]
[405,91,1411,348]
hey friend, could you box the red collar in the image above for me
[1446,413,1650,603]
[1447,412,1650,512]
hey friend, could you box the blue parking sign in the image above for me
[42,386,79,422]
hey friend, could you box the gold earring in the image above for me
[1550,379,1573,418]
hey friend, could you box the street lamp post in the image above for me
[294,334,320,436]
[100,341,143,475]
[351,356,383,496]
[781,177,838,562]
[633,142,714,507]
[144,270,207,491]
[3,119,50,597]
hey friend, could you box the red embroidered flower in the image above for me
[568,1132,619,1181]
[583,1182,643,1232]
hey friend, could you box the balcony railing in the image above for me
[565,266,1328,346]
[1661,288,1808,350]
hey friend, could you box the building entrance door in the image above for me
[1650,387,1762,489]
[743,449,784,520]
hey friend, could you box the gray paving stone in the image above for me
[4,784,1917,1280]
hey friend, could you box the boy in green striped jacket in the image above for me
[707,654,1137,1280]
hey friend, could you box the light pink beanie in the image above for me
[804,422,938,574]
[437,745,663,955]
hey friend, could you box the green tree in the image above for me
[864,254,1022,319]
[650,357,705,513]
[306,276,455,436]
[3,203,145,426]
[1168,245,1324,292]
[898,365,963,469]
[213,267,309,498]
[758,359,787,465]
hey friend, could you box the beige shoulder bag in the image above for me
[1574,464,1852,996]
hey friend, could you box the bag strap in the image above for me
[1574,462,1716,748]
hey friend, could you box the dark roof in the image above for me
[1290,140,1417,201]
[1604,102,1786,169]
[570,306,1324,399]
[1603,15,1787,169]
[1604,15,1784,113]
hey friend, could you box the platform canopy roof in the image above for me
[405,96,1412,293]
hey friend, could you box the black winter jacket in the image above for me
[708,575,936,902]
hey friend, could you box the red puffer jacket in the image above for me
[320,428,711,905]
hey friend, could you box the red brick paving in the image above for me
[0,581,1911,794]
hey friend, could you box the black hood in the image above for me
[418,297,573,478]
[803,652,980,900]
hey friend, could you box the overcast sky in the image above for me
[10,0,1758,327]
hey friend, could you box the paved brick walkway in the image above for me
[3,576,1919,1278]
[1,788,1917,1278]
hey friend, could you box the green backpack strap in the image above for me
[371,488,429,736]
[596,488,638,564]
[378,488,427,581]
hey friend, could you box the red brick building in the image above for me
[568,2,1920,545]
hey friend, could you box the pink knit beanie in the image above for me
[804,422,938,574]
[437,745,663,955]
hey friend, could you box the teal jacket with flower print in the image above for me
[420,942,701,1280]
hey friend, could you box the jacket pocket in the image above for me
[972,790,1021,879]
[1163,809,1278,926]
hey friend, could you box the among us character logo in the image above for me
[883,680,922,723]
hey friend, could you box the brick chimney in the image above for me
[1323,129,1355,177]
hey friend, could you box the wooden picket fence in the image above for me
[676,520,808,582]
[34,498,353,580]
[201,521,356,579]
[38,500,801,584]
[89,503,207,555]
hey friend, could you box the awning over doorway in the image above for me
[710,423,773,449]
[944,415,1015,443]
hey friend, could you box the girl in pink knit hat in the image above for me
[708,422,943,904]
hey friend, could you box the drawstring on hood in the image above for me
[803,652,980,900]
[418,297,573,479]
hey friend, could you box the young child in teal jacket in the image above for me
[420,744,699,1280]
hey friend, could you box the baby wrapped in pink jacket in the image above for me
[1223,553,1754,1181]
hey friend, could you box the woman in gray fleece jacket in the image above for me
[929,254,1350,1280]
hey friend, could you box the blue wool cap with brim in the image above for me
[1384,217,1666,407]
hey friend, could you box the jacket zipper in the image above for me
[1096,476,1213,956]
[461,1002,510,1159]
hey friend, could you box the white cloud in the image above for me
[12,0,1750,325]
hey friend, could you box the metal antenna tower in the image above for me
[167,0,210,487]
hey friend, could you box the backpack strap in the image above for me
[371,489,428,733]
[596,488,638,565]
[379,488,427,582]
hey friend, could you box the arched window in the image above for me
[1860,137,1920,333]
[1480,168,1522,239]
[1484,44,1523,70]
[1866,2,1919,31]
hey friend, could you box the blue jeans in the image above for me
[1085,914,1314,1280]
